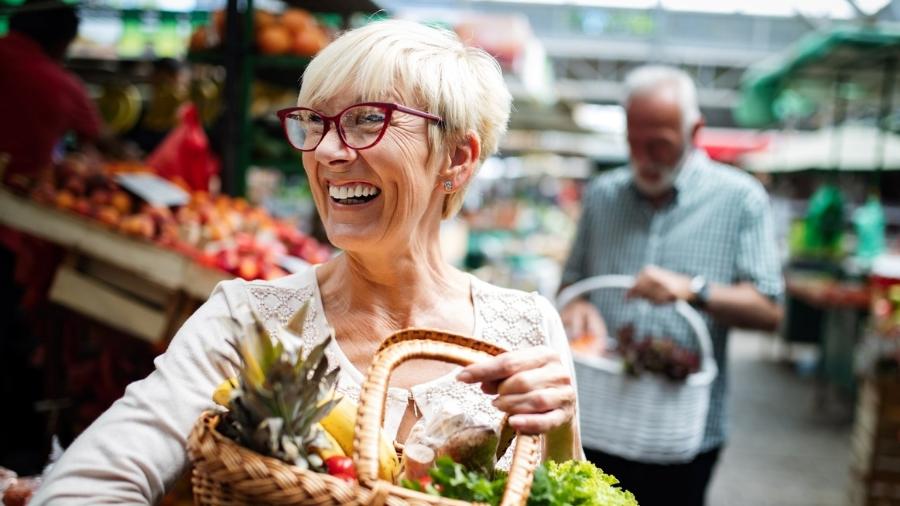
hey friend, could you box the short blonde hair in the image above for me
[298,19,511,218]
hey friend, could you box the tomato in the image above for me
[332,472,355,484]
[325,456,356,479]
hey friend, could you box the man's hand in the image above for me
[560,298,608,352]
[627,265,693,304]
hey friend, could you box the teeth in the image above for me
[329,183,380,200]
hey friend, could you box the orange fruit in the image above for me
[257,24,292,55]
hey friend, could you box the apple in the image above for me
[95,206,121,227]
[110,191,132,215]
[238,257,261,280]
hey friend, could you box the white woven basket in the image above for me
[557,275,718,464]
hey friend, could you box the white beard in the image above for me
[633,148,693,197]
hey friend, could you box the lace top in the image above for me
[32,268,577,505]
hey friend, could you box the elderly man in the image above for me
[560,65,783,506]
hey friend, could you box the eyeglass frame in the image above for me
[276,102,444,152]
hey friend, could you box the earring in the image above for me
[443,180,453,192]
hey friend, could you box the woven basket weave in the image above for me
[557,275,718,464]
[187,329,542,506]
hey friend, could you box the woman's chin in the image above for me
[323,224,382,253]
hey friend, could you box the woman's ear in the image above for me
[438,130,481,192]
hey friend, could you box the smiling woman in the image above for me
[30,20,583,505]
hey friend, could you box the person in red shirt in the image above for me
[0,3,104,475]
[0,0,102,190]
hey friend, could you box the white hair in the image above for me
[623,65,701,134]
[298,20,512,218]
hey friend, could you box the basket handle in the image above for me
[556,275,716,374]
[354,329,541,506]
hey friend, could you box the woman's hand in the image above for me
[456,346,576,435]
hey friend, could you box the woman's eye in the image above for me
[361,113,384,124]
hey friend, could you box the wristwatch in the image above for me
[689,275,710,309]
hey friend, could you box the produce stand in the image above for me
[0,187,228,344]
[784,270,870,398]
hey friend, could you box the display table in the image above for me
[784,271,870,398]
[0,188,229,344]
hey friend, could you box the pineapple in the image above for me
[216,301,341,471]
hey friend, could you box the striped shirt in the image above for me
[562,149,783,452]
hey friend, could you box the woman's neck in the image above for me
[317,247,470,330]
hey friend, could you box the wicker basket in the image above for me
[187,329,542,506]
[557,275,718,464]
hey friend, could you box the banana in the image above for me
[319,396,400,482]
[313,423,346,460]
[212,377,238,407]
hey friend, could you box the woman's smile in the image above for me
[327,180,382,207]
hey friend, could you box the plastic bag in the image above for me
[853,195,886,261]
[403,401,500,478]
[146,103,219,192]
[803,184,844,257]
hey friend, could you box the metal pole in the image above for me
[220,0,247,196]
[830,73,848,173]
[874,56,896,191]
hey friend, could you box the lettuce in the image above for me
[528,460,638,506]
[404,457,638,506]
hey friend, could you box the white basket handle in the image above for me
[556,275,716,379]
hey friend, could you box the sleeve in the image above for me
[560,183,595,289]
[31,280,249,505]
[734,183,784,303]
[534,294,585,459]
[63,73,102,142]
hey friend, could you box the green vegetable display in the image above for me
[403,457,638,506]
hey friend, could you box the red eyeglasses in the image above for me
[276,102,443,152]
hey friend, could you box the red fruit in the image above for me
[90,189,111,207]
[110,191,133,215]
[72,198,92,216]
[332,472,355,484]
[215,249,239,273]
[237,257,260,280]
[54,191,75,210]
[324,456,355,479]
[95,206,121,227]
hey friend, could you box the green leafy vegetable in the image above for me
[529,460,638,506]
[402,457,638,506]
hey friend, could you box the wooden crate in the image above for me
[851,377,900,505]
[0,188,228,344]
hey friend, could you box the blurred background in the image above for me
[1,0,899,504]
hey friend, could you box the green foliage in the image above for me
[402,456,638,506]
[218,303,340,471]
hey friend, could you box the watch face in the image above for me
[691,276,706,294]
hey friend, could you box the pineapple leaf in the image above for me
[285,299,312,337]
[296,336,330,379]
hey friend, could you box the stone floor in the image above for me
[707,331,854,506]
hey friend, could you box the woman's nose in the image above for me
[314,127,355,167]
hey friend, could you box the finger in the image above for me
[492,387,575,415]
[495,362,571,396]
[508,409,572,435]
[586,311,606,340]
[456,347,556,384]
[480,380,501,395]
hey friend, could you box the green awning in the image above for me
[735,26,900,127]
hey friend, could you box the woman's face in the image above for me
[300,95,444,254]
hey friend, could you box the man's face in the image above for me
[625,91,691,197]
